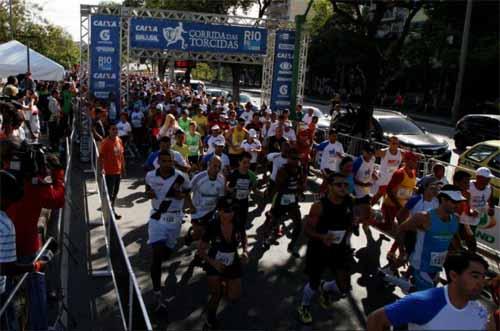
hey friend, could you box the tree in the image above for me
[0,0,79,69]
[306,1,423,135]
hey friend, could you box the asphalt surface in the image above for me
[108,159,403,330]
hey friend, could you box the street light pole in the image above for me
[451,0,473,122]
[26,43,30,72]
[290,0,314,120]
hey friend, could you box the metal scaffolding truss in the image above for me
[80,4,307,109]
[297,32,310,105]
[121,6,295,30]
[260,29,276,106]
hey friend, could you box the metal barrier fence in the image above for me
[87,108,152,331]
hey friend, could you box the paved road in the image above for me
[110,161,405,330]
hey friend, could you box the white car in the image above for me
[239,93,259,110]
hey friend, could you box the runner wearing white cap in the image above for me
[206,125,226,155]
[241,129,262,171]
[394,184,465,291]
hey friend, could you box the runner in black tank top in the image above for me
[266,149,304,256]
[198,196,248,330]
[297,172,357,325]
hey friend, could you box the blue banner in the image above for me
[89,15,121,110]
[270,30,295,112]
[130,17,267,54]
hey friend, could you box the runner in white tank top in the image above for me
[372,136,402,205]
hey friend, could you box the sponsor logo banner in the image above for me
[270,30,295,111]
[90,15,121,110]
[130,17,267,54]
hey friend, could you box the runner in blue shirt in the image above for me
[367,251,494,331]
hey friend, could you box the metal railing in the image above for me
[87,109,152,331]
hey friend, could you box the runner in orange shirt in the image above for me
[99,122,125,219]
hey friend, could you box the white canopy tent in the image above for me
[0,40,65,81]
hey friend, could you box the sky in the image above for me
[32,0,260,41]
[31,0,104,41]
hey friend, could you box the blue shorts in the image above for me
[412,269,438,291]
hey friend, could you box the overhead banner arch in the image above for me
[129,17,268,54]
[80,5,309,111]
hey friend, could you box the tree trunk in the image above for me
[231,63,241,105]
[158,59,168,80]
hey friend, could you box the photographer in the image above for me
[3,141,65,331]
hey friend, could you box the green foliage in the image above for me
[192,62,217,81]
[0,0,79,69]
[143,0,255,15]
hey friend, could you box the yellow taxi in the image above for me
[458,140,499,204]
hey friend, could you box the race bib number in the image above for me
[460,214,480,226]
[188,145,198,154]
[205,198,217,209]
[281,194,296,206]
[430,251,447,268]
[397,188,413,200]
[236,189,249,200]
[215,251,235,266]
[328,230,346,244]
[159,212,181,225]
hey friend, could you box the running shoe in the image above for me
[319,281,339,310]
[287,242,300,258]
[153,291,167,313]
[297,304,313,324]
[203,316,218,330]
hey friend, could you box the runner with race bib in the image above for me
[298,172,358,324]
[198,196,248,330]
[144,150,191,312]
[394,185,464,291]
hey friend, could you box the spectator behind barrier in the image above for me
[4,140,65,331]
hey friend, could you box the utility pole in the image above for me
[290,0,313,120]
[451,0,473,122]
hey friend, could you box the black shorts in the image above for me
[229,153,241,168]
[233,199,249,229]
[191,211,215,227]
[188,155,200,165]
[305,242,352,279]
[204,260,242,279]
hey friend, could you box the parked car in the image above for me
[206,88,230,98]
[457,140,500,253]
[458,140,499,204]
[332,108,451,162]
[189,79,205,93]
[454,114,500,151]
[239,93,259,110]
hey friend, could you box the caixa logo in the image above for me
[280,33,290,41]
[93,19,118,28]
[279,62,292,70]
[93,72,117,79]
[99,29,110,41]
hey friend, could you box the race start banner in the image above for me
[89,15,121,109]
[270,30,295,112]
[129,17,267,54]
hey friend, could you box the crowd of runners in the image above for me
[91,75,499,330]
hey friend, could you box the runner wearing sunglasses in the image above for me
[297,172,357,324]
